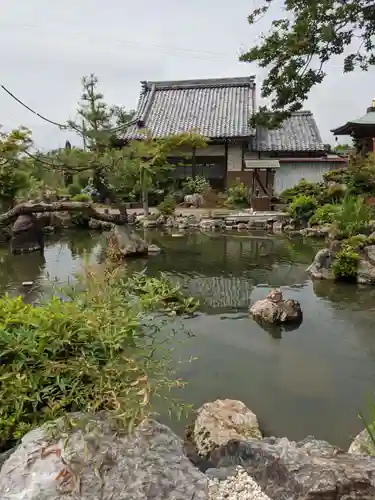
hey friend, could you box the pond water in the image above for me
[2,229,375,449]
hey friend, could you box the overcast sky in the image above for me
[1,0,374,150]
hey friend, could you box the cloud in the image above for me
[0,0,374,148]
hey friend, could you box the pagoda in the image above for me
[331,99,375,155]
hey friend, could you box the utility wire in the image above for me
[1,84,140,135]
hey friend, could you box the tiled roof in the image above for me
[254,111,325,152]
[123,77,256,140]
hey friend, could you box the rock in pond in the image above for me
[209,435,375,499]
[306,248,334,280]
[106,226,148,259]
[11,214,44,254]
[0,416,208,500]
[193,399,262,458]
[249,288,302,325]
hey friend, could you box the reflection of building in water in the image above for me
[187,276,254,310]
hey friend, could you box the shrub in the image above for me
[157,195,176,216]
[182,176,210,195]
[0,266,194,451]
[323,169,350,185]
[280,179,320,203]
[289,195,317,222]
[318,184,346,204]
[309,204,340,225]
[332,246,360,280]
[71,193,92,203]
[345,234,370,250]
[225,178,249,208]
[332,195,371,238]
[67,183,82,197]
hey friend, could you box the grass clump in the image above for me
[0,265,194,452]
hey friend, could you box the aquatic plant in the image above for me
[332,246,360,281]
[359,400,375,455]
[125,271,199,316]
[0,265,193,452]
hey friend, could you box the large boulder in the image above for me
[106,226,148,259]
[184,194,204,208]
[208,435,375,499]
[249,289,302,325]
[193,399,262,458]
[10,214,44,254]
[307,248,334,280]
[0,417,208,500]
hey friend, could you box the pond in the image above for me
[1,229,375,449]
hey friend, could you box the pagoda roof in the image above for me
[331,106,375,135]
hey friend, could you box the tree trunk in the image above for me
[142,188,149,217]
[0,201,126,226]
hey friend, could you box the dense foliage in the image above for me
[0,266,198,451]
[241,0,375,127]
[332,246,360,281]
[225,178,249,208]
[289,195,317,222]
[182,176,210,196]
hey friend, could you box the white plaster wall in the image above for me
[274,163,335,194]
[227,144,243,171]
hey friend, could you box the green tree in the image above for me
[0,127,33,209]
[119,132,208,216]
[241,0,375,127]
[69,74,135,199]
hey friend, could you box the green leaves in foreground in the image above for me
[0,267,197,451]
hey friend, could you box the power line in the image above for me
[3,21,235,60]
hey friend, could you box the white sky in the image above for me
[0,0,374,149]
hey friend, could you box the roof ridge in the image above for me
[290,110,312,116]
[141,76,255,91]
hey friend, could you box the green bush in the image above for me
[0,266,195,451]
[318,184,346,204]
[67,183,82,197]
[157,195,177,216]
[182,176,210,195]
[332,246,360,280]
[345,234,370,250]
[225,178,249,208]
[289,195,317,221]
[71,193,93,203]
[280,179,320,203]
[323,169,350,185]
[309,203,340,225]
[332,195,371,238]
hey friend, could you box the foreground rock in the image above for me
[193,399,262,458]
[10,214,44,254]
[0,417,208,500]
[209,435,375,499]
[106,226,148,259]
[249,289,302,325]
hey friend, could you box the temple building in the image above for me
[123,76,346,208]
[331,99,375,156]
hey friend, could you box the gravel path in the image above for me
[208,467,271,500]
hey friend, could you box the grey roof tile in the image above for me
[254,111,325,152]
[123,77,256,139]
